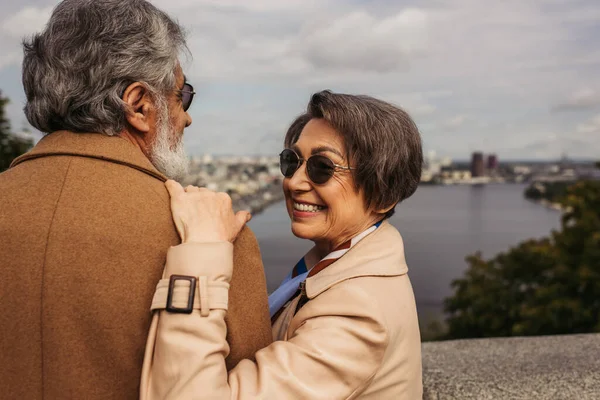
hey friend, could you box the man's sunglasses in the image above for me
[279,148,354,184]
[176,83,196,112]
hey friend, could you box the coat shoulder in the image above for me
[233,225,260,251]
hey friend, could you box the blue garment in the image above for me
[268,258,308,318]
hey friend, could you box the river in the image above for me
[248,184,562,321]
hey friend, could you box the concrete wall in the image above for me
[422,334,600,400]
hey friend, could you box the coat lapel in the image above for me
[304,221,409,299]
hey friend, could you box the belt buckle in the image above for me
[166,275,196,314]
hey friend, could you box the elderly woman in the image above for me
[142,90,424,399]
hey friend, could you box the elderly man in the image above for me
[0,0,271,398]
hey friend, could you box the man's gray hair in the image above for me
[22,0,188,136]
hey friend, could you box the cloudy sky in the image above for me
[1,0,599,160]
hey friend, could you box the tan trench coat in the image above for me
[143,221,422,399]
[0,131,272,399]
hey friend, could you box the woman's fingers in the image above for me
[185,185,201,193]
[231,210,252,240]
[236,210,252,224]
[165,179,185,198]
[165,181,250,244]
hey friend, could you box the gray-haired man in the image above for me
[0,1,272,398]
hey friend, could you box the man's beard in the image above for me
[149,103,190,181]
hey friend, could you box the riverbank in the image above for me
[231,182,284,215]
[527,198,565,211]
[523,180,581,212]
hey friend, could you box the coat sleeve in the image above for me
[226,226,273,369]
[143,243,389,400]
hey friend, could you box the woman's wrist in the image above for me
[182,235,229,245]
[165,242,235,283]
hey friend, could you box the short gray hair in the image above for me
[22,0,188,136]
[284,90,423,219]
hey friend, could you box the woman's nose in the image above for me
[288,161,311,191]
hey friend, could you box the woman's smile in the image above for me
[292,200,327,219]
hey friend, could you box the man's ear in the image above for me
[122,82,153,133]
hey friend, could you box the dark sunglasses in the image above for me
[176,83,196,112]
[279,148,354,184]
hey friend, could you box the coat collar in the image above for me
[305,221,409,299]
[10,130,167,181]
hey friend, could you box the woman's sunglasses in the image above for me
[279,148,354,184]
[177,82,196,112]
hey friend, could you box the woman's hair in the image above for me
[22,0,188,136]
[284,90,423,219]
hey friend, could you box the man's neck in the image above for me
[119,130,150,159]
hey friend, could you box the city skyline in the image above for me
[1,0,600,160]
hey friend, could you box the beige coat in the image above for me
[142,221,422,399]
[0,131,272,399]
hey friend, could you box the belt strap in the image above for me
[151,278,229,316]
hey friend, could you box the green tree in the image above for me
[443,168,600,339]
[0,90,33,172]
[524,181,571,203]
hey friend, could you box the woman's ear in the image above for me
[122,82,153,133]
[374,202,397,215]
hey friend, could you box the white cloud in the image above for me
[443,115,467,129]
[513,136,599,159]
[576,114,600,134]
[0,6,53,70]
[154,0,325,13]
[1,6,52,38]
[552,88,600,112]
[1,0,600,159]
[0,52,19,70]
[297,9,428,73]
[173,6,430,81]
[411,103,437,117]
[378,92,438,117]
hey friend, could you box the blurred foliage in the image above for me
[1,90,33,172]
[524,181,572,203]
[421,319,448,342]
[442,170,600,339]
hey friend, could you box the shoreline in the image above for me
[527,198,565,212]
[232,183,285,216]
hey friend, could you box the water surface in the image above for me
[248,184,561,318]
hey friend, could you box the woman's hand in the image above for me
[165,180,252,244]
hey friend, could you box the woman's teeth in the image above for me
[294,202,324,212]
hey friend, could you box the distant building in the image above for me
[440,157,453,167]
[487,154,498,170]
[471,152,485,177]
[426,155,442,176]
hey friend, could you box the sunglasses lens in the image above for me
[307,155,335,184]
[280,149,299,177]
[182,84,194,111]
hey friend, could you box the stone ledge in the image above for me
[422,334,600,400]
